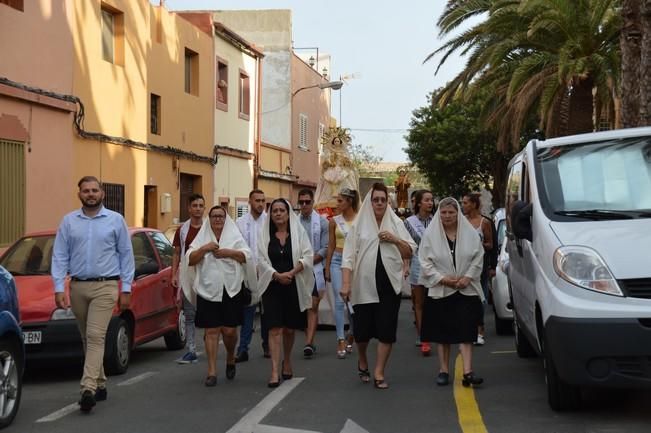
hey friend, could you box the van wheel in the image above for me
[0,338,22,429]
[514,311,536,358]
[544,340,581,411]
[104,318,131,376]
[164,309,187,350]
[494,308,513,335]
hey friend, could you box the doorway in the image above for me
[179,173,201,222]
[144,185,158,228]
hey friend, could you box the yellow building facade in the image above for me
[71,1,214,228]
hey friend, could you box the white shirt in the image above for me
[236,211,267,262]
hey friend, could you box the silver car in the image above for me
[491,208,513,334]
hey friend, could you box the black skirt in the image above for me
[261,233,307,330]
[352,250,401,344]
[262,281,307,330]
[195,289,245,328]
[420,291,482,344]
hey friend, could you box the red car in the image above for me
[0,228,186,375]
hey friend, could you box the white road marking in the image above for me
[225,377,305,433]
[490,350,516,354]
[254,425,321,433]
[35,403,79,423]
[117,371,158,386]
[340,419,370,433]
[37,370,159,423]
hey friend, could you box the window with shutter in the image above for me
[299,114,309,150]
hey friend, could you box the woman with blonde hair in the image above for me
[341,183,416,389]
[419,197,485,387]
[324,188,359,358]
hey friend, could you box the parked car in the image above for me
[490,208,513,335]
[0,228,186,375]
[163,223,181,244]
[506,127,651,411]
[0,266,24,429]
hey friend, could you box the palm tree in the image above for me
[620,0,651,127]
[428,0,621,151]
[620,0,640,127]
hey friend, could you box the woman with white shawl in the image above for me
[418,197,485,388]
[257,198,314,388]
[185,206,257,387]
[341,183,416,390]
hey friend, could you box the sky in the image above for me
[162,0,468,163]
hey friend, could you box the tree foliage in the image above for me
[349,142,382,175]
[406,90,525,206]
[428,0,621,151]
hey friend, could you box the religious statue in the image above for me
[394,169,411,209]
[314,127,359,212]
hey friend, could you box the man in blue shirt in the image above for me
[52,176,134,413]
[297,189,328,358]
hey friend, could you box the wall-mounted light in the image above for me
[308,56,315,67]
[322,67,328,79]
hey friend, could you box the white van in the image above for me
[505,127,651,411]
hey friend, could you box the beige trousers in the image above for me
[70,280,119,393]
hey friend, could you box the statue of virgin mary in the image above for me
[314,127,359,211]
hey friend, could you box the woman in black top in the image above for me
[257,199,314,388]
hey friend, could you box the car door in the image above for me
[130,232,163,340]
[147,231,176,330]
[516,161,537,333]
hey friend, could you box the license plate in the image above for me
[23,331,42,345]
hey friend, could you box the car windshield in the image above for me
[537,137,651,219]
[0,235,55,276]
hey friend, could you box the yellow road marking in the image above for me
[454,354,489,433]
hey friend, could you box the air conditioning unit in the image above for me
[160,193,172,214]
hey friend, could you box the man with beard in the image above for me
[52,176,134,413]
[171,193,206,364]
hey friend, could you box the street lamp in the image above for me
[292,80,344,98]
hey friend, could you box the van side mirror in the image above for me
[511,200,533,242]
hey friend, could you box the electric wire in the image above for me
[0,76,216,165]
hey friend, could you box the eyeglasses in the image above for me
[298,200,312,206]
[372,197,387,203]
[210,214,226,219]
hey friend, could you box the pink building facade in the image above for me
[290,54,332,202]
[0,0,76,246]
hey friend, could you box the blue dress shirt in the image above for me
[51,206,135,293]
[299,213,329,259]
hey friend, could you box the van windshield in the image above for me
[536,137,651,219]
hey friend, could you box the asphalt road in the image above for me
[7,300,651,433]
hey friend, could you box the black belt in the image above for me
[71,276,120,282]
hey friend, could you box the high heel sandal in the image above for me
[357,363,370,383]
[373,378,389,390]
[462,372,484,387]
[281,361,293,380]
[336,339,347,359]
[345,334,354,354]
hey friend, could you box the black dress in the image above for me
[352,247,402,344]
[420,236,482,344]
[261,234,307,330]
